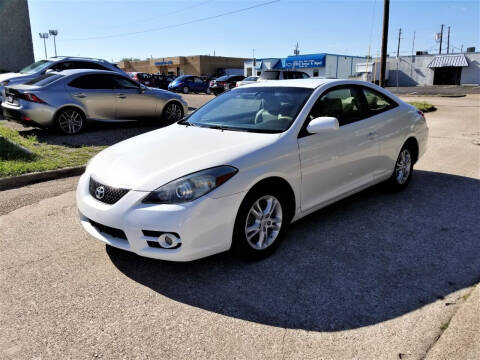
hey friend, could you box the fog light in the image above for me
[158,233,181,249]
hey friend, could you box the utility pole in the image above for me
[252,49,256,76]
[461,44,464,53]
[410,31,415,78]
[39,33,49,59]
[396,28,401,88]
[439,24,444,54]
[380,0,390,87]
[447,26,450,54]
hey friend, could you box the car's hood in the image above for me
[0,72,28,83]
[87,124,280,191]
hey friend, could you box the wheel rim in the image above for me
[58,110,83,134]
[396,149,412,184]
[245,195,283,250]
[183,87,189,94]
[165,103,182,122]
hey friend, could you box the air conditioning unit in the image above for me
[466,47,476,53]
[416,51,428,55]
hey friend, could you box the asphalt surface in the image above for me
[1,95,479,359]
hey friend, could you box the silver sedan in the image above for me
[1,69,188,134]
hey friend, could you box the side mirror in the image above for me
[306,116,339,134]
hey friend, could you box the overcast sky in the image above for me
[28,0,480,62]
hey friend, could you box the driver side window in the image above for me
[308,86,366,126]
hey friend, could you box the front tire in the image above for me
[232,187,289,260]
[56,108,85,135]
[386,144,414,191]
[162,102,183,124]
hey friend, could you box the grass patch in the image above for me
[0,125,105,177]
[407,101,437,113]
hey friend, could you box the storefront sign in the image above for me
[284,54,326,68]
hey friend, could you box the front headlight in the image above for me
[142,166,238,204]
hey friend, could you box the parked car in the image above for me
[168,75,209,94]
[0,56,127,103]
[1,69,187,135]
[236,76,258,87]
[209,75,245,95]
[152,74,175,90]
[76,79,428,262]
[258,70,310,81]
[127,72,156,87]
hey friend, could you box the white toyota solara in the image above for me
[76,79,428,261]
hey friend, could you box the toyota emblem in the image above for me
[95,186,105,200]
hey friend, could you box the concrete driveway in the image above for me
[1,95,479,359]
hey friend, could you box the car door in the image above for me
[360,86,401,178]
[66,74,116,120]
[297,85,380,211]
[111,75,158,120]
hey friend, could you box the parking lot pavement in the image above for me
[1,95,479,359]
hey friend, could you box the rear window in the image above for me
[24,73,64,86]
[260,71,280,80]
[215,75,229,81]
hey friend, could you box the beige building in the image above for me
[0,0,34,72]
[118,55,247,77]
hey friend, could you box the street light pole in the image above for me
[49,30,58,57]
[39,33,49,59]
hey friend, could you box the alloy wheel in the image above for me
[58,109,83,134]
[245,195,283,250]
[164,103,182,122]
[396,149,412,184]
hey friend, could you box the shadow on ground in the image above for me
[107,170,480,331]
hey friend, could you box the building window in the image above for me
[257,71,261,76]
[246,68,252,76]
[313,69,319,77]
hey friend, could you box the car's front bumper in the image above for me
[76,172,246,262]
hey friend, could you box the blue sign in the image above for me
[284,54,326,68]
[155,61,173,65]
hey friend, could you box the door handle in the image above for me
[73,93,86,98]
[116,94,127,99]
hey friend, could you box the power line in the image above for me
[63,0,280,41]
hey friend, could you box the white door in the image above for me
[298,86,380,211]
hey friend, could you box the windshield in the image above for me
[24,73,64,86]
[215,75,229,81]
[181,87,312,133]
[173,75,189,82]
[259,71,280,80]
[244,76,258,81]
[19,60,53,74]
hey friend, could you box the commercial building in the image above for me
[117,55,247,77]
[244,53,366,78]
[385,51,480,86]
[0,0,34,72]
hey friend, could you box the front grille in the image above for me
[89,177,129,205]
[89,219,127,241]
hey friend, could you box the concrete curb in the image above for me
[0,166,85,191]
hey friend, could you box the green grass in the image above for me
[407,101,437,113]
[0,125,105,178]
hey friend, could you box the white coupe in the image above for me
[76,79,428,261]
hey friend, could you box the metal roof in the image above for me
[427,54,469,68]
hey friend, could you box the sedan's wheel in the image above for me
[387,144,414,191]
[183,86,189,94]
[232,188,289,260]
[162,102,183,124]
[56,108,84,135]
[206,88,212,95]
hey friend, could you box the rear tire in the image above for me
[386,144,414,191]
[232,186,289,260]
[55,108,85,135]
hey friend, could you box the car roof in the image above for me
[51,69,121,77]
[242,78,340,89]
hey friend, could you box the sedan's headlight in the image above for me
[142,166,238,204]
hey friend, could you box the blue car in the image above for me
[168,75,209,94]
